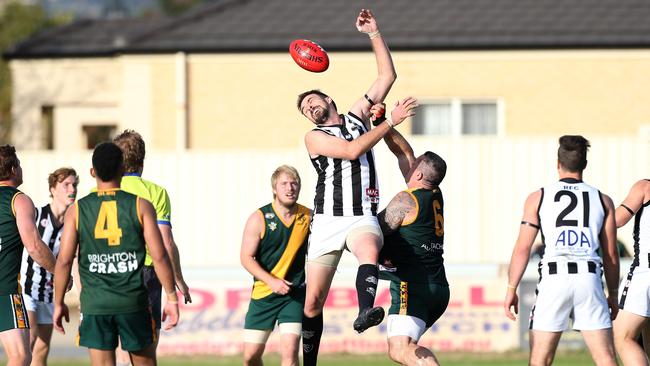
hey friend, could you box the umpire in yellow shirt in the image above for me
[112,130,191,365]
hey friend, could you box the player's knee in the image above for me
[279,341,299,364]
[387,343,404,364]
[7,348,31,366]
[303,295,325,317]
[243,347,263,365]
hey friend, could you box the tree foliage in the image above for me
[0,1,70,144]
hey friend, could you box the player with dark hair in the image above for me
[20,167,78,366]
[53,142,179,366]
[297,9,417,366]
[241,165,310,366]
[372,108,449,366]
[0,145,56,366]
[504,135,619,366]
[112,129,191,366]
[612,178,650,365]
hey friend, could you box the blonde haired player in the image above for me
[240,165,310,366]
[504,136,619,366]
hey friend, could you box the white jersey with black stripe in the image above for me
[20,204,62,303]
[310,112,379,216]
[538,178,605,265]
[632,182,650,266]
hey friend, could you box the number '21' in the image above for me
[554,191,590,227]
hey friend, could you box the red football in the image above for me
[289,39,329,73]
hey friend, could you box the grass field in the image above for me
[39,350,596,366]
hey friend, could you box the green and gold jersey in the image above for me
[0,186,24,295]
[382,188,447,285]
[251,203,310,300]
[77,189,148,314]
[119,174,171,267]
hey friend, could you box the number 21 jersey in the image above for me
[538,178,605,264]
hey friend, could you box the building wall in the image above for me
[10,50,650,150]
[16,137,649,268]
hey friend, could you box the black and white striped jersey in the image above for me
[20,204,62,303]
[631,181,650,267]
[310,112,379,216]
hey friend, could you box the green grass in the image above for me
[42,350,595,366]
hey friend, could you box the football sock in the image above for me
[302,312,323,366]
[356,264,379,314]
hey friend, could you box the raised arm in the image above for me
[377,191,417,237]
[15,193,55,272]
[599,193,620,320]
[349,9,397,121]
[306,97,417,160]
[240,210,292,295]
[379,98,419,179]
[504,190,541,321]
[616,179,650,228]
[53,204,78,334]
[140,198,179,330]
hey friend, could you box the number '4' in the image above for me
[94,201,123,246]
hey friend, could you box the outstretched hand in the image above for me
[390,97,418,127]
[356,9,378,34]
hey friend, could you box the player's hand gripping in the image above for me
[504,287,519,321]
[390,97,418,127]
[369,103,387,126]
[53,303,70,334]
[356,9,379,34]
[269,276,293,295]
[162,300,180,331]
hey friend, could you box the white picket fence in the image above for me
[16,136,649,268]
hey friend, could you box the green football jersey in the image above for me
[383,188,448,285]
[77,189,148,314]
[0,186,24,295]
[250,203,310,300]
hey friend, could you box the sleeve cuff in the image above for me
[157,220,172,227]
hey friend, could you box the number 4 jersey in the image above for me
[76,189,148,315]
[538,178,605,264]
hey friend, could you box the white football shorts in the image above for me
[619,267,650,317]
[529,271,611,331]
[307,214,382,261]
[386,314,427,342]
[22,294,54,325]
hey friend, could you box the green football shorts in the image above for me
[388,280,449,328]
[78,307,156,351]
[244,286,305,330]
[0,294,29,332]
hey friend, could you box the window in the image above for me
[41,106,54,150]
[412,99,501,136]
[82,125,116,149]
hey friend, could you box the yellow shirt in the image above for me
[120,174,172,266]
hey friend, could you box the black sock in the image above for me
[356,264,378,314]
[302,313,323,366]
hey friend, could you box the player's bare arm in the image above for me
[599,193,620,320]
[306,97,416,160]
[616,179,650,228]
[504,190,541,321]
[349,9,397,121]
[140,197,179,330]
[159,224,192,304]
[378,191,417,236]
[380,98,419,179]
[53,204,78,334]
[240,210,292,295]
[15,192,56,272]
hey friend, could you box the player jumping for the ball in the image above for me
[296,8,417,366]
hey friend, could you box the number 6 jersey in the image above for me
[538,178,605,264]
[76,188,148,314]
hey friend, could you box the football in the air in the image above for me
[289,39,329,73]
